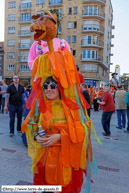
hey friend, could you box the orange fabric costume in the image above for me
[21,11,101,193]
[22,51,100,193]
[99,90,103,98]
[93,89,99,100]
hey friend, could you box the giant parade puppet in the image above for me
[22,10,101,193]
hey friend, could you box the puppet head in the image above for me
[30,10,57,42]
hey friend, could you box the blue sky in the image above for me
[111,0,129,74]
[0,0,129,75]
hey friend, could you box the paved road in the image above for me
[0,110,129,193]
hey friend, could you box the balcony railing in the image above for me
[18,43,31,49]
[81,54,103,62]
[18,56,28,62]
[82,0,106,5]
[49,0,62,6]
[18,30,31,36]
[82,10,105,19]
[81,39,104,48]
[112,25,115,30]
[19,18,31,24]
[111,44,114,47]
[82,24,104,33]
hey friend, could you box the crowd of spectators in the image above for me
[0,76,129,136]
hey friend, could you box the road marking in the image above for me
[98,165,120,172]
[1,148,16,153]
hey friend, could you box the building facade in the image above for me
[0,42,4,81]
[121,73,129,90]
[4,0,114,86]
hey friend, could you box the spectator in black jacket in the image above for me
[4,75,27,137]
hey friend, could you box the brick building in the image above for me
[4,0,114,86]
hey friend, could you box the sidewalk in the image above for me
[0,110,129,193]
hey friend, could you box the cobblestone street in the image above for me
[0,110,129,193]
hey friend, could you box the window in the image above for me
[67,36,71,43]
[58,24,61,33]
[8,27,15,34]
[8,15,16,21]
[20,64,30,72]
[37,0,45,4]
[83,20,100,31]
[8,40,15,46]
[68,8,72,15]
[20,26,30,36]
[50,0,62,5]
[8,64,15,71]
[21,39,31,48]
[87,36,92,44]
[108,19,110,26]
[74,7,78,14]
[9,2,16,8]
[107,44,109,51]
[58,9,62,19]
[102,68,105,76]
[81,64,97,72]
[21,13,31,22]
[108,31,110,38]
[67,22,72,29]
[72,50,76,56]
[20,52,29,62]
[73,21,77,29]
[21,0,31,9]
[82,50,98,60]
[21,52,29,56]
[83,5,100,16]
[72,36,76,43]
[106,56,109,63]
[37,11,44,15]
[8,52,15,59]
[82,35,99,45]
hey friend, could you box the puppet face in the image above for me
[30,11,57,41]
[43,81,60,100]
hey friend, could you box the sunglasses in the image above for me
[43,82,57,90]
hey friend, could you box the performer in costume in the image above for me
[110,73,119,100]
[22,10,101,193]
[93,87,99,111]
[110,72,119,88]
